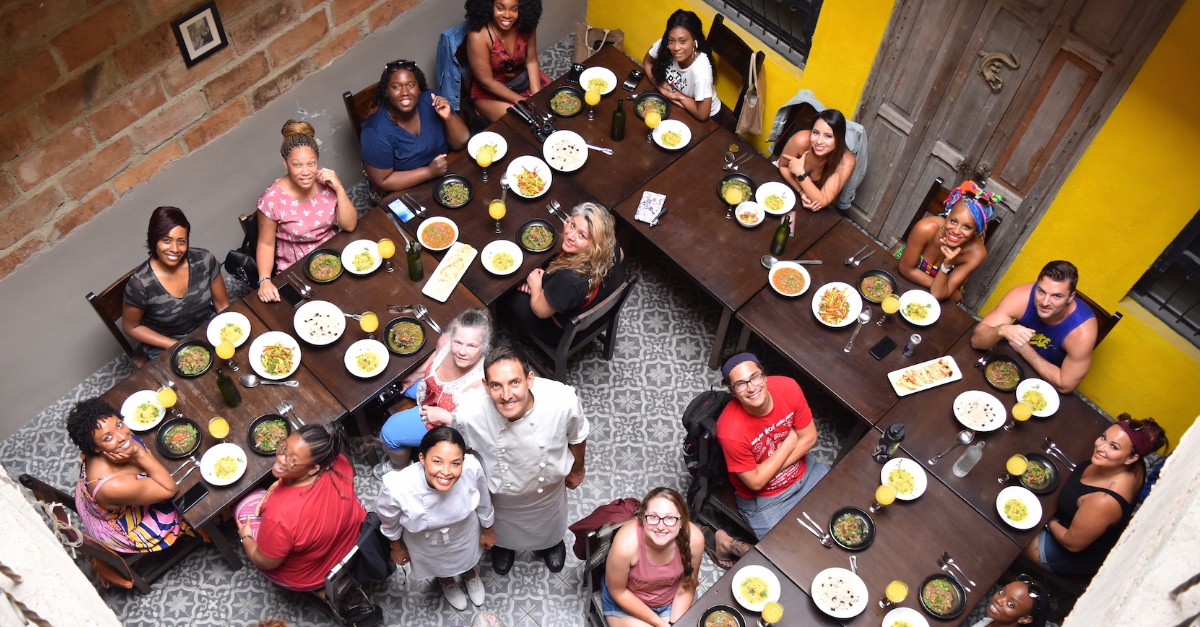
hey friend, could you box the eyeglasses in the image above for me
[1015,574,1043,598]
[276,441,316,469]
[729,371,765,393]
[643,514,681,527]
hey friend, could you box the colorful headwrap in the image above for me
[942,181,1001,239]
[1117,419,1155,457]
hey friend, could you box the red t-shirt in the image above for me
[257,455,366,590]
[715,376,813,499]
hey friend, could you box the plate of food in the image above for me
[200,442,248,486]
[547,85,584,117]
[887,356,962,396]
[754,181,796,215]
[434,174,473,208]
[730,565,780,612]
[344,338,389,378]
[717,174,756,206]
[996,485,1042,530]
[304,248,343,283]
[120,390,166,431]
[156,416,201,459]
[506,155,552,199]
[652,119,691,150]
[340,239,382,275]
[171,340,213,378]
[885,606,930,627]
[881,457,928,500]
[811,282,863,328]
[247,414,291,456]
[481,240,523,275]
[828,506,875,551]
[383,316,426,356]
[811,567,868,618]
[919,574,966,620]
[699,604,745,627]
[983,356,1024,393]
[1016,378,1059,416]
[1019,453,1060,494]
[207,311,251,348]
[898,290,940,326]
[579,66,617,95]
[734,201,765,227]
[467,131,507,164]
[518,219,558,253]
[292,300,345,346]
[858,269,898,304]
[768,261,811,298]
[953,390,1006,431]
[633,92,670,120]
[249,331,301,380]
[418,216,460,251]
[543,130,588,173]
[422,242,477,303]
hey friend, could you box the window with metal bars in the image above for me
[1129,209,1200,348]
[704,0,821,63]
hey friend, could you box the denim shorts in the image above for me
[600,578,672,618]
[736,454,830,540]
[1036,527,1105,575]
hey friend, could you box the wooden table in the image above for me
[756,433,1018,626]
[611,129,841,369]
[735,220,977,424]
[882,332,1110,544]
[674,549,841,627]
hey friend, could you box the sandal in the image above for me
[700,526,735,570]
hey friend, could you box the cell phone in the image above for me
[565,63,585,86]
[278,282,304,307]
[173,482,209,513]
[870,336,898,360]
[388,198,415,223]
[621,69,644,91]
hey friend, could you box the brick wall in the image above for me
[0,0,421,280]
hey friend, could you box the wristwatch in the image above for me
[940,263,953,273]
[796,172,809,182]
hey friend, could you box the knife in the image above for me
[796,517,824,541]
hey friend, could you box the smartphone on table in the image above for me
[622,69,644,91]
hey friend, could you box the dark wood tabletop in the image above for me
[674,548,841,627]
[882,331,1111,544]
[735,219,977,424]
[756,432,1019,626]
[499,45,721,208]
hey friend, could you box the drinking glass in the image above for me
[157,386,179,419]
[644,109,661,143]
[724,187,743,220]
[998,454,1029,484]
[878,293,900,326]
[870,484,896,513]
[378,238,396,273]
[476,151,492,182]
[359,311,379,340]
[585,89,601,120]
[208,416,229,442]
[1003,401,1033,430]
[215,339,238,372]
[489,199,507,234]
[879,580,908,608]
[758,601,783,627]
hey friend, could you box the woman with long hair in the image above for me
[641,10,719,121]
[464,0,550,122]
[776,109,857,211]
[898,180,999,302]
[968,576,1049,627]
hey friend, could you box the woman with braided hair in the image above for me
[255,119,357,302]
[234,423,366,591]
[898,180,1000,302]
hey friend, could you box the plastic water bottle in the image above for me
[952,441,985,477]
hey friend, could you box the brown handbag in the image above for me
[736,56,765,135]
[573,23,625,62]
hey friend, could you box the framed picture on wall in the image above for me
[171,1,227,67]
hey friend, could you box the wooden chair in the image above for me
[523,276,638,382]
[341,85,378,144]
[1074,291,1123,347]
[686,428,757,540]
[454,40,490,135]
[18,473,204,594]
[768,101,820,161]
[306,545,364,625]
[87,268,149,367]
[707,13,766,133]
[582,520,634,627]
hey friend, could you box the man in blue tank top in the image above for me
[972,260,1097,393]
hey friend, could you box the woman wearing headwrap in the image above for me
[1021,415,1166,575]
[898,181,1000,302]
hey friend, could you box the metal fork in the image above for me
[942,552,976,588]
[276,400,304,427]
[801,512,833,547]
[585,144,613,155]
[170,458,196,476]
[175,464,199,485]
[723,153,753,171]
[549,200,570,223]
[403,194,428,218]
[414,304,443,334]
[939,558,972,591]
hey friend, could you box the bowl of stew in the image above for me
[547,85,584,117]
[156,416,202,459]
[171,340,213,378]
[768,261,810,298]
[418,217,459,251]
[919,573,966,620]
[384,316,426,356]
[518,219,558,253]
[247,414,291,456]
[828,506,875,551]
[304,248,343,283]
[717,174,756,207]
[434,175,473,209]
[634,92,671,120]
[983,356,1024,392]
[858,269,898,303]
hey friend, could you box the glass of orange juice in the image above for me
[585,88,601,120]
[758,601,783,627]
[208,416,230,441]
[870,484,896,513]
[879,580,908,608]
[489,198,506,234]
[878,293,900,326]
[1003,401,1033,431]
[723,186,743,220]
[157,386,178,418]
[644,109,661,143]
[998,454,1028,484]
[360,311,379,340]
[476,149,492,182]
[216,339,238,372]
[378,238,396,273]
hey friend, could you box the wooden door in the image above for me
[849,0,1183,308]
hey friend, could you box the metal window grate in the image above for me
[705,0,820,63]
[1129,209,1200,348]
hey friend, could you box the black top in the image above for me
[123,248,221,339]
[543,241,623,323]
[1055,461,1135,562]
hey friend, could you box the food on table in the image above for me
[923,578,957,615]
[388,321,424,354]
[771,267,807,296]
[438,181,470,206]
[297,309,341,342]
[260,342,295,377]
[546,137,585,170]
[660,130,682,147]
[514,167,546,196]
[356,351,382,373]
[521,224,554,251]
[894,358,955,391]
[736,208,759,224]
[1022,388,1048,412]
[1004,498,1029,522]
[904,301,931,321]
[424,244,476,301]
[818,287,851,324]
[176,345,211,375]
[475,143,498,165]
[763,194,785,212]
[957,397,1000,429]
[421,221,456,249]
[252,419,288,453]
[162,423,199,455]
[893,621,914,627]
[218,322,244,345]
[1022,460,1052,489]
[703,611,739,627]
[586,77,609,92]
[814,572,861,612]
[133,401,160,425]
[636,99,668,117]
[491,251,515,272]
[720,180,753,204]
[887,467,916,495]
[985,360,1021,390]
[213,455,240,480]
[832,512,866,546]
[309,253,342,281]
[860,275,893,302]
[739,575,769,604]
[351,249,375,272]
[549,91,582,115]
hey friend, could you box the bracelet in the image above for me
[257,277,270,286]
[240,534,252,541]
[940,263,953,273]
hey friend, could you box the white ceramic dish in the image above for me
[340,239,382,275]
[120,390,166,432]
[652,119,691,150]
[755,181,797,215]
[480,240,523,276]
[578,66,618,95]
[206,311,251,348]
[730,564,780,612]
[768,261,811,298]
[542,130,588,172]
[881,457,928,500]
[884,606,930,627]
[734,201,765,227]
[811,567,869,618]
[898,289,941,326]
[292,300,345,345]
[997,485,1043,530]
[1016,378,1060,417]
[417,216,460,251]
[887,356,963,397]
[467,132,507,163]
[811,282,863,328]
[953,390,1006,432]
[344,339,390,378]
[200,442,248,486]
[506,155,553,199]
[249,331,301,380]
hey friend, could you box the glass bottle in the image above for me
[406,240,424,282]
[215,368,241,408]
[952,441,985,477]
[611,98,626,141]
[770,215,791,256]
[873,422,905,463]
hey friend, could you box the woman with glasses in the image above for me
[898,180,999,302]
[968,576,1048,627]
[234,424,366,591]
[360,60,470,194]
[465,0,550,123]
[603,487,704,627]
[642,10,720,121]
[1021,416,1166,575]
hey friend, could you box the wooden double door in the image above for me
[849,0,1184,307]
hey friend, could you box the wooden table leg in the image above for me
[736,325,753,352]
[709,307,735,370]
[204,519,243,570]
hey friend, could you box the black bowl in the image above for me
[434,175,474,209]
[697,604,746,627]
[858,269,899,303]
[983,356,1024,392]
[828,506,875,551]
[170,339,213,378]
[383,316,427,356]
[919,573,967,619]
[717,174,757,204]
[156,416,202,459]
[1019,452,1061,494]
[304,248,344,284]
[247,414,292,456]
[633,92,671,120]
[518,218,559,253]
[547,85,585,118]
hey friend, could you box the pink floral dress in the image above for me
[256,180,340,272]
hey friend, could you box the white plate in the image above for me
[755,181,797,215]
[506,155,553,199]
[884,606,930,627]
[344,339,390,378]
[200,442,248,486]
[206,311,251,348]
[730,565,780,612]
[811,282,863,328]
[881,457,928,500]
[1016,378,1060,417]
[734,201,765,227]
[480,240,523,275]
[467,131,508,162]
[652,119,691,150]
[887,356,963,396]
[997,485,1043,530]
[120,390,166,432]
[340,239,382,275]
[898,289,940,326]
[768,261,811,298]
[422,242,477,303]
[542,130,588,172]
[292,300,346,345]
[417,216,460,251]
[953,390,1006,432]
[249,331,301,380]
[811,567,869,618]
[578,66,617,95]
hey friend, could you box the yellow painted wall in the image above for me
[585,0,896,153]
[982,0,1200,440]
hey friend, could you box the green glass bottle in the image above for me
[611,98,626,142]
[770,215,791,256]
[215,368,241,408]
[406,240,424,281]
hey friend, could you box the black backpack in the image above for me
[681,388,733,506]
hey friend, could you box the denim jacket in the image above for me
[436,21,469,112]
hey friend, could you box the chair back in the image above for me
[1074,290,1123,347]
[455,40,489,134]
[707,14,765,132]
[87,267,148,366]
[768,101,820,160]
[342,85,379,142]
[525,275,638,381]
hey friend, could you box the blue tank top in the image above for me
[1016,287,1095,366]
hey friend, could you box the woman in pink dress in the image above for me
[254,120,357,303]
[465,0,550,123]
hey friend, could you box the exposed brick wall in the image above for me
[0,0,421,280]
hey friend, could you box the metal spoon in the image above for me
[849,555,858,575]
[585,144,613,155]
[240,374,299,388]
[942,552,976,587]
[929,429,975,465]
[844,307,872,353]
[844,245,868,266]
[801,511,833,547]
[761,255,777,269]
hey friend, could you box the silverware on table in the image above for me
[548,200,570,224]
[974,346,995,368]
[795,517,831,547]
[147,366,168,389]
[585,144,613,155]
[175,464,199,485]
[848,250,875,268]
[801,511,833,547]
[723,153,753,171]
[849,555,857,575]
[153,365,176,389]
[795,259,822,265]
[1044,438,1077,470]
[170,459,195,476]
[402,194,428,218]
[844,245,868,266]
[414,304,443,334]
[844,307,872,353]
[287,275,312,299]
[942,552,976,587]
[276,400,304,427]
[939,558,971,591]
[240,374,299,388]
[929,429,975,465]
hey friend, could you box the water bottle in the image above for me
[873,422,905,463]
[611,98,626,141]
[406,240,424,282]
[770,215,791,256]
[215,368,242,408]
[952,441,985,477]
